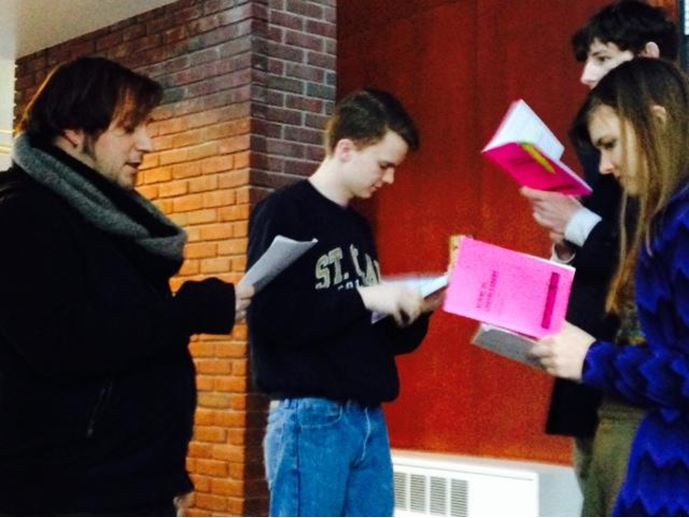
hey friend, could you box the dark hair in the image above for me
[324,88,420,153]
[17,56,163,142]
[572,58,689,313]
[572,0,678,62]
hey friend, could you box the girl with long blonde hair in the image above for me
[532,57,689,516]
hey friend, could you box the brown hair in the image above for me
[324,88,420,154]
[571,0,678,62]
[572,58,689,312]
[17,56,162,142]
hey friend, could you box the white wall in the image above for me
[0,58,15,170]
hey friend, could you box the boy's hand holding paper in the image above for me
[520,186,584,235]
[359,282,424,327]
[368,274,448,324]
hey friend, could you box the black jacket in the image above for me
[545,151,622,437]
[0,158,235,515]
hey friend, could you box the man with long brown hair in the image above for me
[0,56,252,516]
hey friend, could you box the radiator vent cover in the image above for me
[392,449,582,517]
[394,469,468,516]
[450,478,469,516]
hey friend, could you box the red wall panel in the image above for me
[339,0,612,464]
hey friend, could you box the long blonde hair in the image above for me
[572,58,689,313]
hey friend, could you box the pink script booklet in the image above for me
[483,99,592,196]
[443,237,575,338]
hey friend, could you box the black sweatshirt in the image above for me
[247,180,429,406]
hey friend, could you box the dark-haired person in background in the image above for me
[520,1,677,515]
[0,56,253,516]
[247,89,442,517]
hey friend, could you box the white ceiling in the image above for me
[0,0,178,59]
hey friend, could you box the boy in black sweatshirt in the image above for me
[247,89,441,516]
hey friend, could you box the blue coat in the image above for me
[583,185,689,516]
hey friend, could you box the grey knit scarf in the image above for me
[12,133,187,261]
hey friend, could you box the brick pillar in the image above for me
[243,2,336,514]
[13,0,335,516]
[252,0,336,195]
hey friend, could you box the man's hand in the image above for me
[530,322,596,381]
[520,187,582,235]
[234,284,254,322]
[357,283,424,327]
[421,288,446,314]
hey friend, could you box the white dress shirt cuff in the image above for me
[564,207,602,247]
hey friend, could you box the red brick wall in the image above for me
[252,0,336,196]
[13,0,335,515]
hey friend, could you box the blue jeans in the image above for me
[264,398,394,517]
